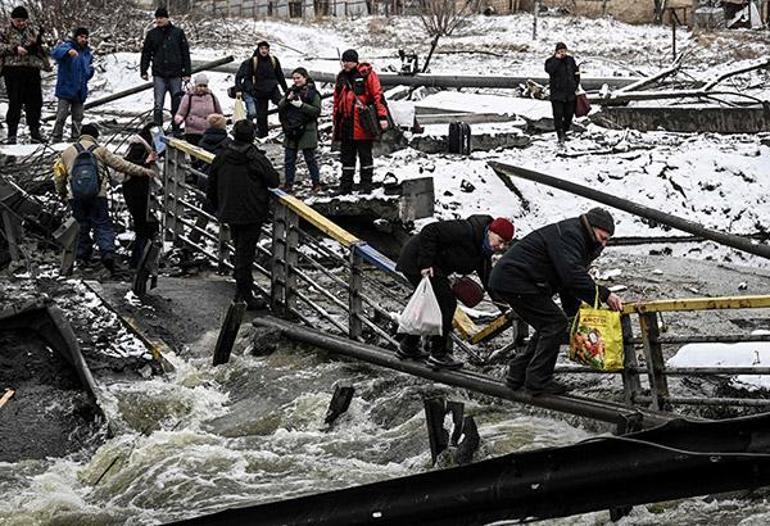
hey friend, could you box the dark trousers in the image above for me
[255,87,282,138]
[401,271,457,356]
[284,147,320,186]
[340,135,374,190]
[3,67,42,136]
[184,133,202,146]
[551,99,576,137]
[497,290,569,390]
[122,179,158,268]
[229,222,263,300]
[70,197,115,262]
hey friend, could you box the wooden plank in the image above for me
[277,191,360,247]
[0,389,15,409]
[623,295,770,315]
[471,313,511,345]
[453,307,478,340]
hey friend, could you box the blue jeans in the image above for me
[284,148,320,186]
[153,76,183,135]
[70,197,115,262]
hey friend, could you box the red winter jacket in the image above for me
[333,63,388,141]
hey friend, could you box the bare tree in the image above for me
[419,0,472,36]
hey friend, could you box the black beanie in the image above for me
[257,40,269,49]
[233,120,254,143]
[11,6,28,19]
[81,123,100,139]
[584,207,615,236]
[555,42,567,51]
[341,49,359,63]
[155,6,169,18]
[74,27,89,38]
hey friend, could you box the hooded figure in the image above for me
[207,120,280,309]
[122,122,160,268]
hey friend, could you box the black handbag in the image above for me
[284,123,305,142]
[357,103,381,137]
[345,76,383,139]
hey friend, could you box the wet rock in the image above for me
[252,327,282,356]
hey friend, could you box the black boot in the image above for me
[426,335,463,370]
[30,128,47,144]
[396,334,428,360]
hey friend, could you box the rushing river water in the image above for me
[2,331,770,526]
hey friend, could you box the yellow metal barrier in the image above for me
[622,295,770,315]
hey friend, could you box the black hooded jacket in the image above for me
[235,51,288,97]
[488,216,610,305]
[207,142,280,224]
[396,215,495,288]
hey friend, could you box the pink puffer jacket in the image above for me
[175,89,222,136]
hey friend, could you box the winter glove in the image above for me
[290,99,303,108]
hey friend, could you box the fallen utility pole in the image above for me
[171,412,770,526]
[488,161,770,260]
[42,55,235,122]
[202,61,639,91]
[253,316,674,429]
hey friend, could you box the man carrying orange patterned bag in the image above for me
[488,208,623,395]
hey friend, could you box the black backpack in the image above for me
[70,144,102,199]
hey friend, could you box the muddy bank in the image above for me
[0,329,105,462]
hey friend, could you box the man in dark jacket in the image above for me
[545,42,580,144]
[396,215,515,369]
[51,27,94,143]
[235,41,288,139]
[140,7,191,138]
[0,6,49,144]
[488,208,623,395]
[207,120,280,310]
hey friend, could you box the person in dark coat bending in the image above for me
[207,120,280,310]
[545,42,580,143]
[488,208,623,396]
[396,215,515,369]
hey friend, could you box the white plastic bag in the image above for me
[398,276,443,336]
[233,94,247,123]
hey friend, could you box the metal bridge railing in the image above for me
[162,138,417,347]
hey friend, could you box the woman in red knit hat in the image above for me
[396,215,515,369]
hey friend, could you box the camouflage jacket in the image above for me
[0,22,50,70]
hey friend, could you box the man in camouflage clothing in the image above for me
[0,6,50,144]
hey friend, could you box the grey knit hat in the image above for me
[584,207,615,236]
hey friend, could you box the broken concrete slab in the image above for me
[592,105,770,133]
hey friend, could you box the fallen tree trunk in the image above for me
[488,161,770,260]
[42,55,235,122]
